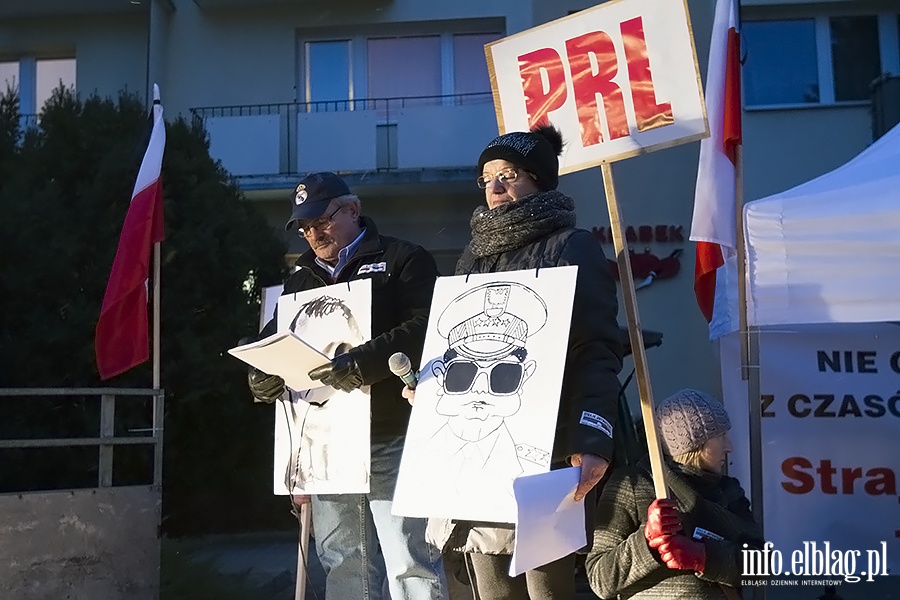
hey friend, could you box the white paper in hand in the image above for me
[228,332,329,392]
[509,466,586,577]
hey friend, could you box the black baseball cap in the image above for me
[284,172,351,231]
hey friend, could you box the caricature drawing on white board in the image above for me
[392,266,576,522]
[283,295,366,491]
[273,282,372,495]
[417,282,547,511]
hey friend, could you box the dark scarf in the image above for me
[667,461,746,514]
[462,190,576,266]
[664,460,764,548]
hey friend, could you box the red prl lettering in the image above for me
[620,16,673,132]
[518,48,568,129]
[564,31,629,146]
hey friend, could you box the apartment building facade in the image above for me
[2,0,897,402]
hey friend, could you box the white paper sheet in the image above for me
[228,331,329,392]
[509,466,586,577]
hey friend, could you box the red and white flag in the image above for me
[95,85,166,380]
[690,0,741,322]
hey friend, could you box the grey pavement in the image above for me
[187,531,322,599]
[187,530,477,600]
[187,533,895,600]
[186,530,601,599]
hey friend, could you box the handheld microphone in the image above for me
[388,352,418,390]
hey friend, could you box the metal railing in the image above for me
[189,91,493,119]
[190,92,495,176]
[0,387,165,489]
[0,387,165,599]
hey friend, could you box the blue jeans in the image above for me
[312,436,447,600]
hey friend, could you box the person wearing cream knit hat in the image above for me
[657,388,732,473]
[586,389,762,600]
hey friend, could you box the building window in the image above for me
[0,57,76,115]
[743,20,818,105]
[35,58,76,109]
[830,16,880,101]
[367,36,442,102]
[453,33,501,97]
[0,61,17,93]
[306,41,351,105]
[302,29,501,106]
[743,13,896,108]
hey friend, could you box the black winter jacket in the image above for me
[428,225,624,554]
[456,226,623,463]
[260,217,438,439]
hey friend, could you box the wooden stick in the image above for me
[601,163,668,499]
[295,502,312,600]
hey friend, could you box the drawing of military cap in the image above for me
[437,282,548,361]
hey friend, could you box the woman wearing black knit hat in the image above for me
[424,124,625,599]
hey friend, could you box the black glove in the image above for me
[238,335,285,404]
[248,367,285,404]
[308,353,364,393]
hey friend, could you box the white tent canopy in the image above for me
[710,122,900,338]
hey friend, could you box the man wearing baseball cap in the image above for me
[247,172,447,600]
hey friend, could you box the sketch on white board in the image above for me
[392,267,577,522]
[269,280,372,495]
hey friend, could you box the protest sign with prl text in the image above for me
[486,0,708,171]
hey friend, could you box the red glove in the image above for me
[644,499,683,540]
[649,534,706,573]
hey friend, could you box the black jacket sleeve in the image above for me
[557,229,624,461]
[349,244,438,385]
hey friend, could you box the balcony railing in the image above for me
[190,92,500,179]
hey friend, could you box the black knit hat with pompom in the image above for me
[477,124,564,191]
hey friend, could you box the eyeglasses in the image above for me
[298,205,344,238]
[476,167,531,189]
[443,359,525,395]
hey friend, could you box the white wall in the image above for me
[0,13,146,108]
[743,106,873,201]
[158,0,537,119]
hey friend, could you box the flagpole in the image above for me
[152,242,161,389]
[730,2,766,596]
[151,85,162,391]
[735,138,764,538]
[735,148,749,381]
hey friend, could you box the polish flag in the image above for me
[95,85,166,380]
[690,0,741,322]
